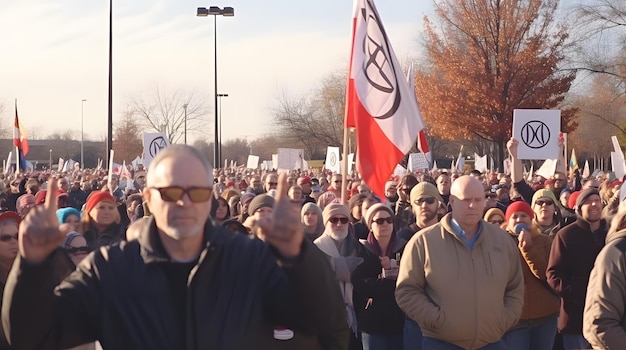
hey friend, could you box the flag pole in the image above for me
[341,126,349,204]
[14,146,19,174]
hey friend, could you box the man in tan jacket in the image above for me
[396,175,524,349]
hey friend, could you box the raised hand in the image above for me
[256,172,304,258]
[19,178,72,263]
[507,138,519,159]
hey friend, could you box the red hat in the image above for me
[297,176,311,186]
[85,191,116,213]
[225,181,235,188]
[0,211,21,225]
[505,200,534,222]
[611,180,621,189]
[34,190,69,206]
[568,191,581,210]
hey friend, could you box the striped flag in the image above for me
[13,101,29,156]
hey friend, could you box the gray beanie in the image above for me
[575,188,600,214]
[248,194,275,216]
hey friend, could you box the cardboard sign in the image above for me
[143,132,170,169]
[512,109,560,160]
[246,155,260,169]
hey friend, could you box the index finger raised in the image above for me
[274,172,290,203]
[45,177,60,212]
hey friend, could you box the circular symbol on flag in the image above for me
[520,121,550,149]
[359,2,400,120]
[329,153,337,167]
[149,137,168,157]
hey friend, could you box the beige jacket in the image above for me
[396,214,524,349]
[583,229,626,349]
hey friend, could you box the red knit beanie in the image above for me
[85,191,116,213]
[568,191,581,210]
[505,201,534,222]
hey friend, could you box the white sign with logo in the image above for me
[325,147,341,173]
[142,132,171,169]
[512,109,560,160]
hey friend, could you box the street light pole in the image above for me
[183,104,188,145]
[81,99,87,169]
[197,6,234,169]
[217,93,228,165]
[49,149,52,171]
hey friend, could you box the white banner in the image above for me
[142,132,170,169]
[535,159,558,179]
[246,155,260,169]
[512,109,561,160]
[324,146,341,173]
[474,153,488,173]
[408,153,429,172]
[277,148,304,171]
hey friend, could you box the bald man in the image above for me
[396,175,524,349]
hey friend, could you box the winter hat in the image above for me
[85,191,116,213]
[531,189,562,209]
[56,207,81,224]
[410,182,443,204]
[247,194,275,216]
[364,203,394,229]
[240,192,255,205]
[0,211,21,225]
[505,201,534,222]
[16,194,36,214]
[568,191,581,209]
[575,188,600,214]
[297,176,311,186]
[34,190,69,206]
[61,231,82,250]
[484,208,505,223]
[321,202,350,225]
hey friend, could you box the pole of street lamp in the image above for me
[49,149,52,171]
[217,93,228,166]
[183,104,188,145]
[81,99,87,169]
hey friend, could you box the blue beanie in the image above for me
[56,207,81,224]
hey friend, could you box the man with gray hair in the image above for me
[2,145,348,349]
[396,175,524,349]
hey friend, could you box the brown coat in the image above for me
[508,228,559,320]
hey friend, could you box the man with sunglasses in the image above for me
[396,175,524,349]
[3,145,348,349]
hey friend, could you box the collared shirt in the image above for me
[450,218,483,250]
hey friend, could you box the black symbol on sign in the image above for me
[360,1,400,120]
[329,153,337,166]
[521,121,550,149]
[149,137,168,157]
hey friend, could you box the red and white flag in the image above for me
[406,64,431,166]
[345,0,424,198]
[13,101,29,156]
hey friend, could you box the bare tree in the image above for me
[113,111,143,163]
[125,85,210,144]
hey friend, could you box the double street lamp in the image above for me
[197,5,234,169]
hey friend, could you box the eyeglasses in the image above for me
[267,182,278,186]
[149,186,213,203]
[414,197,436,205]
[372,217,394,225]
[0,234,18,242]
[65,246,91,254]
[329,217,349,225]
[333,180,342,183]
[535,199,554,206]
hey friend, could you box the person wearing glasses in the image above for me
[501,201,559,350]
[3,145,348,349]
[264,172,279,193]
[396,175,524,350]
[80,191,125,250]
[394,174,419,231]
[352,203,406,349]
[315,202,366,350]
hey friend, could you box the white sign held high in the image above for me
[512,109,560,160]
[246,155,260,169]
[325,147,341,173]
[142,132,170,169]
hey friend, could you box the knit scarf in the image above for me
[366,231,396,257]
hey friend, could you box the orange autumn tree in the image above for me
[415,0,578,167]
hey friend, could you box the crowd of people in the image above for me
[0,139,625,349]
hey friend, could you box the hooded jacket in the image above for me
[2,218,349,350]
[395,213,524,349]
[583,228,626,349]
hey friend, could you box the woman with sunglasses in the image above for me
[531,190,565,237]
[81,191,125,249]
[502,201,559,350]
[351,203,407,350]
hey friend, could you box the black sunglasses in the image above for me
[65,246,92,254]
[149,186,213,203]
[372,217,394,225]
[414,197,436,205]
[0,234,17,242]
[329,217,349,224]
[535,199,554,206]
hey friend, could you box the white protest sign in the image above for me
[142,132,170,169]
[611,152,626,180]
[408,153,429,171]
[277,148,304,171]
[393,164,408,177]
[474,153,488,172]
[535,158,558,179]
[246,155,259,169]
[512,109,560,160]
[271,154,278,170]
[325,147,341,173]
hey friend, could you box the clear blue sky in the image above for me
[0,0,433,143]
